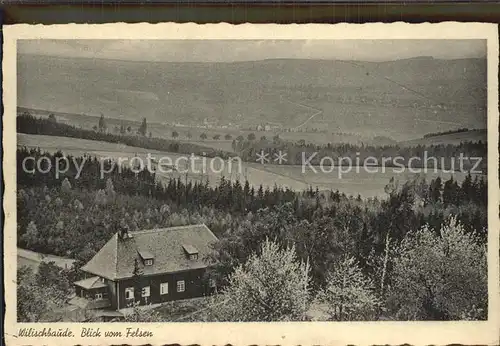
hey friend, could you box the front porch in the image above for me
[73,276,110,306]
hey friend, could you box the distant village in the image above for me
[171,117,329,134]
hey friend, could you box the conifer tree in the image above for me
[429,177,442,203]
[461,173,473,201]
[138,118,147,136]
[98,114,107,133]
[442,177,454,205]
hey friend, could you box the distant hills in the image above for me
[18,54,487,141]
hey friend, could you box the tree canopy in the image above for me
[388,217,487,320]
[208,239,310,321]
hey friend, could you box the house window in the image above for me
[142,286,150,297]
[95,293,103,300]
[189,254,198,261]
[209,279,216,288]
[160,282,169,295]
[145,259,153,266]
[177,280,185,292]
[125,287,134,300]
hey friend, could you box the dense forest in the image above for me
[17,147,487,321]
[232,137,487,171]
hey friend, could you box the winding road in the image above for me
[279,96,324,130]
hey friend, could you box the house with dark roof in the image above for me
[75,224,219,310]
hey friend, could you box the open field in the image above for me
[17,133,310,191]
[258,163,481,198]
[178,139,235,153]
[18,133,184,157]
[18,134,483,198]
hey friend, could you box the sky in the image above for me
[18,39,486,62]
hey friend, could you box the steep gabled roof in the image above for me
[81,235,120,281]
[81,224,218,281]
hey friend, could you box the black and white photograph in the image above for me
[3,23,499,345]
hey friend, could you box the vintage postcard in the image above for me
[3,22,500,345]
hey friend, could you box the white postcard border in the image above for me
[3,22,499,346]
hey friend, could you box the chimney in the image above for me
[118,222,131,240]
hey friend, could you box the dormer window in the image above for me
[138,250,154,266]
[182,244,199,260]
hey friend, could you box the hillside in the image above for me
[18,55,486,141]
